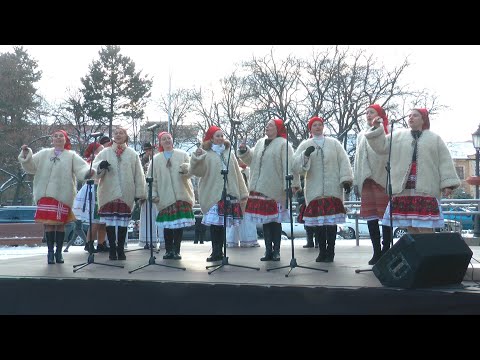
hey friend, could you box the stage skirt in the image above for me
[303,197,346,226]
[359,179,389,221]
[382,190,444,229]
[202,195,243,227]
[72,183,102,223]
[98,199,131,227]
[243,191,290,224]
[35,197,75,225]
[156,200,195,229]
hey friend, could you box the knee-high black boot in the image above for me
[303,226,315,248]
[367,220,382,265]
[271,222,282,261]
[325,225,337,262]
[173,228,183,260]
[54,231,65,264]
[163,228,175,259]
[315,226,327,262]
[207,225,223,262]
[117,226,127,260]
[381,225,393,255]
[45,231,55,264]
[106,226,117,260]
[260,223,273,261]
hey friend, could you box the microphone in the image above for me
[147,123,161,131]
[89,132,104,138]
[139,152,146,157]
[390,115,409,123]
[230,119,242,125]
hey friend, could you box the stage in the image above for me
[1,239,480,314]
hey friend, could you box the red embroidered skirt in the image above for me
[359,179,389,220]
[35,197,75,225]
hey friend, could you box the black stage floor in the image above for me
[1,239,480,314]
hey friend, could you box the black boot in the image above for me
[54,231,65,264]
[45,231,55,264]
[315,226,328,262]
[303,226,315,248]
[207,226,223,262]
[106,226,117,260]
[381,225,393,255]
[367,220,382,265]
[271,222,282,261]
[163,228,175,259]
[260,223,273,261]
[324,225,337,262]
[173,229,183,260]
[117,226,127,260]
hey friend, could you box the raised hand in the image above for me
[304,146,315,157]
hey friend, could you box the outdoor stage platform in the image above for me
[1,239,480,315]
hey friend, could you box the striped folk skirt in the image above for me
[155,200,195,229]
[35,197,75,225]
[98,199,132,227]
[359,179,389,221]
[202,195,243,227]
[303,196,346,226]
[243,191,290,224]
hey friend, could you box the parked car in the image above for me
[0,206,44,246]
[443,206,475,230]
[337,214,462,239]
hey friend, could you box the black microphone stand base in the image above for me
[267,257,328,277]
[73,250,125,272]
[129,254,186,273]
[206,256,260,275]
[355,267,373,273]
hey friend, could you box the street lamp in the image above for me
[472,124,480,237]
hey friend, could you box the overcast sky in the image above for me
[1,45,478,151]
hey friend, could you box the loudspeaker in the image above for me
[372,232,472,289]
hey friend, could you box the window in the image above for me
[455,166,465,180]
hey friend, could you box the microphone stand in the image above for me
[129,127,186,273]
[74,134,124,272]
[356,120,395,274]
[267,120,328,277]
[124,152,155,253]
[207,121,260,274]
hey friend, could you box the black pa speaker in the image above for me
[372,232,472,289]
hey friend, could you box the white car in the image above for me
[337,214,462,239]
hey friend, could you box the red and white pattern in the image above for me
[35,197,72,224]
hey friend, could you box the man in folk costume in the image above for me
[190,126,249,262]
[93,127,146,261]
[238,119,301,262]
[19,130,94,264]
[292,116,353,263]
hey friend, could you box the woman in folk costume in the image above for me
[226,160,261,248]
[366,108,460,234]
[72,142,110,253]
[238,119,301,262]
[292,116,353,263]
[190,125,249,262]
[93,127,146,261]
[19,130,94,264]
[150,131,195,260]
[353,104,393,265]
[138,141,163,250]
